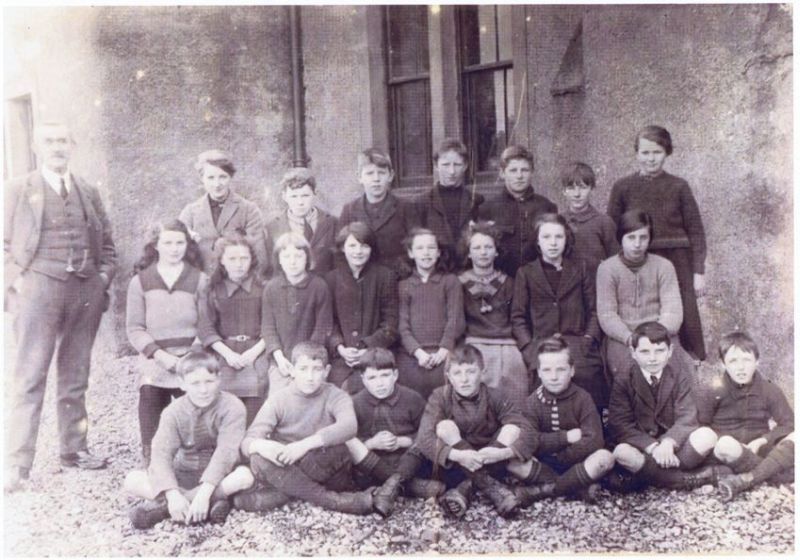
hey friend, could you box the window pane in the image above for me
[466,69,515,173]
[387,5,429,79]
[393,80,432,179]
[4,95,35,179]
[460,5,513,67]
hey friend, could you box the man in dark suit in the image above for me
[4,122,116,492]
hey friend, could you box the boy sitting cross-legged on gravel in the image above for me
[607,321,731,491]
[343,348,445,515]
[694,331,794,501]
[123,351,255,529]
[237,342,385,516]
[506,337,615,504]
[413,343,538,519]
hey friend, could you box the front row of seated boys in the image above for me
[124,323,794,528]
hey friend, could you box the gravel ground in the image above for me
[3,347,795,556]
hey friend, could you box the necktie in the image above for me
[303,218,314,242]
[650,375,660,395]
[59,178,68,200]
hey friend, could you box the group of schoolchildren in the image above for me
[122,126,794,530]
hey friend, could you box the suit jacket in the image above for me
[608,363,699,450]
[264,209,337,274]
[510,256,600,354]
[4,170,117,296]
[178,192,266,273]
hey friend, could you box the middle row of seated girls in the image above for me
[126,204,688,465]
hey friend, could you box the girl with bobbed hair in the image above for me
[511,213,606,407]
[127,219,209,463]
[324,221,399,393]
[596,209,694,380]
[607,126,707,361]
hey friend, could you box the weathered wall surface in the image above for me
[300,6,377,217]
[5,6,296,351]
[529,4,793,396]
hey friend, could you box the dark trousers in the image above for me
[7,271,105,470]
[139,385,184,459]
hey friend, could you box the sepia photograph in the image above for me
[3,2,794,556]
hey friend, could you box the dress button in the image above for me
[352,330,359,337]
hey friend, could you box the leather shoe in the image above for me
[5,466,30,493]
[60,450,108,470]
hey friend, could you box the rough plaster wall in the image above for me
[524,6,586,203]
[301,6,372,216]
[579,5,793,396]
[86,6,295,350]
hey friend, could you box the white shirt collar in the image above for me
[41,166,72,196]
[642,369,663,385]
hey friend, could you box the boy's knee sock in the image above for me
[677,442,708,470]
[637,455,683,487]
[264,462,369,512]
[355,451,396,483]
[396,451,424,482]
[523,461,558,485]
[750,440,794,485]
[552,462,593,497]
[728,446,762,474]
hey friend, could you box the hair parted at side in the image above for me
[335,221,377,252]
[561,161,596,188]
[630,321,671,349]
[536,336,574,366]
[616,209,655,244]
[195,149,236,177]
[532,213,575,259]
[499,145,534,170]
[357,348,397,374]
[446,343,485,372]
[176,350,220,377]
[291,341,330,366]
[134,218,204,273]
[357,147,394,173]
[281,167,317,193]
[635,125,673,156]
[718,331,760,361]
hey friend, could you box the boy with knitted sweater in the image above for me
[508,337,614,502]
[239,342,383,515]
[695,331,794,501]
[414,344,538,518]
[123,351,254,529]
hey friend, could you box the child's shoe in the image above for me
[438,480,472,519]
[129,497,169,529]
[718,472,755,502]
[602,469,646,494]
[405,477,446,499]
[472,471,519,517]
[208,498,231,524]
[513,482,555,507]
[232,485,291,512]
[575,482,601,503]
[372,474,402,518]
[678,465,733,490]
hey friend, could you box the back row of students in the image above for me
[124,328,793,529]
